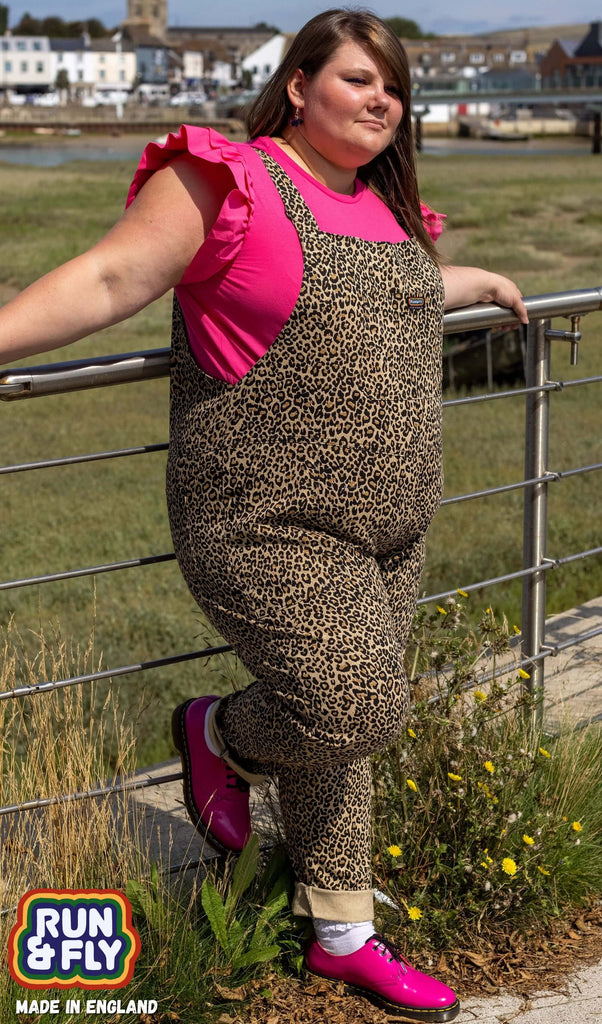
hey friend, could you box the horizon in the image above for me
[3,2,600,38]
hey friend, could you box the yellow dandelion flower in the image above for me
[437,605,448,615]
[500,828,507,837]
[408,906,423,921]
[538,865,550,876]
[457,588,468,598]
[407,779,418,792]
[388,845,402,857]
[513,625,521,635]
[518,668,531,679]
[492,796,499,804]
[486,607,491,614]
[523,834,535,845]
[474,690,487,702]
[539,747,551,758]
[484,761,495,774]
[572,821,583,832]
[480,861,489,869]
[502,858,517,876]
[448,772,462,782]
[408,728,417,739]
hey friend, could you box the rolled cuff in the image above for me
[292,883,374,921]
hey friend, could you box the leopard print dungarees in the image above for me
[167,150,445,921]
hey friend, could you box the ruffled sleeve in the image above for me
[420,201,446,243]
[125,124,254,283]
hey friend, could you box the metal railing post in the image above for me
[521,318,552,703]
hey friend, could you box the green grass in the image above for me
[0,151,600,767]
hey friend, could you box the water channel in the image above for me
[0,133,594,166]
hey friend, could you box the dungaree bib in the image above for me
[166,150,445,913]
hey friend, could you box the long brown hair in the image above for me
[246,8,438,261]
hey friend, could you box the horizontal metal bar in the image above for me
[0,443,168,476]
[0,770,184,818]
[6,620,601,819]
[440,462,602,507]
[440,472,556,507]
[442,287,602,333]
[0,347,170,401]
[555,545,602,567]
[419,543,602,608]
[443,381,560,408]
[0,553,176,591]
[562,374,602,389]
[417,561,555,606]
[0,644,232,701]
[1,289,600,401]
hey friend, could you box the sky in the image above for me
[5,0,600,36]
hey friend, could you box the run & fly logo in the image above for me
[8,890,141,989]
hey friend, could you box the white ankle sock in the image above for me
[313,919,375,956]
[203,700,222,757]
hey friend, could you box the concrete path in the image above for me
[129,595,602,1019]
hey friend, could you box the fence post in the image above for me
[521,318,551,705]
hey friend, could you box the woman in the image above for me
[0,9,527,1019]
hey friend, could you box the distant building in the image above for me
[123,0,168,42]
[121,24,169,84]
[0,35,53,94]
[241,33,294,88]
[50,33,136,101]
[539,21,602,86]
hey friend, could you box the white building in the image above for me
[0,35,53,93]
[50,33,136,101]
[241,33,288,88]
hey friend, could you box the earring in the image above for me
[289,106,304,127]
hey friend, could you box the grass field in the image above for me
[0,148,600,767]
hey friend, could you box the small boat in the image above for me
[484,127,530,141]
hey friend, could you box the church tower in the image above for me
[124,0,167,40]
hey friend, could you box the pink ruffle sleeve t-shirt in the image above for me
[126,125,445,385]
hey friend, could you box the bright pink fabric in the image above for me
[127,126,445,384]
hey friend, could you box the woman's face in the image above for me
[287,38,404,168]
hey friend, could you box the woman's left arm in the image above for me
[440,265,529,324]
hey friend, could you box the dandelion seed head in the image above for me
[484,881,492,891]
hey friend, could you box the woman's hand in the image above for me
[440,265,529,325]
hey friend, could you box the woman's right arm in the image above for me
[0,154,231,365]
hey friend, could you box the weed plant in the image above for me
[0,621,299,1024]
[372,596,602,955]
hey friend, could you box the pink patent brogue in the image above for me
[304,932,460,1021]
[171,696,251,854]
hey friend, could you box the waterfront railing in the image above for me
[0,286,601,819]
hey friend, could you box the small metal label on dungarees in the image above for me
[407,295,425,308]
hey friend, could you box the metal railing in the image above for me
[1,286,601,817]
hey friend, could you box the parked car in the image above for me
[169,90,207,107]
[214,89,259,119]
[33,92,60,106]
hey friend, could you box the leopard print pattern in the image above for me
[167,149,444,894]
